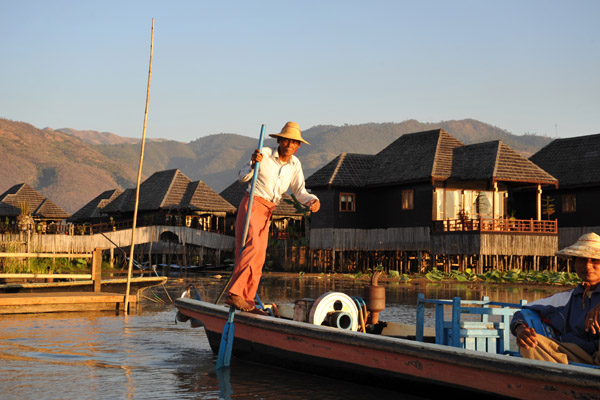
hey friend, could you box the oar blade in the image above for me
[222,322,234,366]
[216,307,236,369]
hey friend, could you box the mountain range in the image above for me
[0,117,553,214]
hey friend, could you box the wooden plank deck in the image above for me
[0,225,236,253]
[0,292,137,314]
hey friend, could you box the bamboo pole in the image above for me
[125,19,154,315]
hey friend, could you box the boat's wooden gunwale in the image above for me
[175,298,600,391]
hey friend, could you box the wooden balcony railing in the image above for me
[432,218,557,234]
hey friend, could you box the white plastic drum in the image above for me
[308,292,360,331]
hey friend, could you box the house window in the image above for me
[562,194,576,213]
[402,190,414,210]
[340,193,355,212]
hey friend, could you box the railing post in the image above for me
[529,218,533,233]
[416,293,425,342]
[450,297,461,347]
[92,248,102,293]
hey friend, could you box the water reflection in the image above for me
[0,274,569,400]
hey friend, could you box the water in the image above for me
[0,274,567,400]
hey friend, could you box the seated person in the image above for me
[510,232,600,365]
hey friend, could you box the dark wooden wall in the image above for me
[310,182,434,230]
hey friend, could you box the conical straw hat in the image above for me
[556,232,600,259]
[269,121,310,145]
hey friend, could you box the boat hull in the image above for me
[175,297,600,400]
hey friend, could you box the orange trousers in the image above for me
[228,194,275,306]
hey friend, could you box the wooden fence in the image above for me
[0,226,235,254]
[0,249,102,292]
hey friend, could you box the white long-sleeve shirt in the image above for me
[238,147,318,206]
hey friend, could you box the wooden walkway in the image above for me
[0,225,236,254]
[0,291,137,314]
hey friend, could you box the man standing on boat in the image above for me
[511,232,600,365]
[226,122,320,313]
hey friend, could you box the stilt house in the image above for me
[0,183,70,233]
[529,133,600,249]
[305,129,559,273]
[101,169,237,234]
[68,189,123,224]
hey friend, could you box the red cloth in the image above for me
[228,193,276,306]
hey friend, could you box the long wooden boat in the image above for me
[175,294,600,400]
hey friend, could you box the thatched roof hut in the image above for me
[530,133,600,188]
[451,140,557,186]
[366,129,464,186]
[0,183,70,221]
[102,169,236,217]
[306,153,374,189]
[68,189,123,223]
[308,129,557,190]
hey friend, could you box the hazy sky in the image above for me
[2,1,598,142]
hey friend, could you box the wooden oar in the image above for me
[216,124,266,369]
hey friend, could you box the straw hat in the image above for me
[556,232,600,260]
[269,121,310,145]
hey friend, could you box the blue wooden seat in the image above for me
[518,308,556,339]
[416,294,525,354]
[416,295,600,369]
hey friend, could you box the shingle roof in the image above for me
[103,170,189,212]
[182,181,236,213]
[367,129,464,186]
[219,181,246,209]
[143,169,191,210]
[102,188,135,213]
[451,141,557,185]
[530,133,600,187]
[102,169,235,214]
[68,189,123,222]
[220,180,304,217]
[307,129,558,190]
[0,183,70,219]
[305,153,374,188]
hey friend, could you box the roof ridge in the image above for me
[431,130,443,179]
[33,198,47,214]
[327,153,347,186]
[491,140,502,180]
[160,169,190,208]
[431,130,464,180]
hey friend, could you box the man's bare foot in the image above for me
[226,293,252,311]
